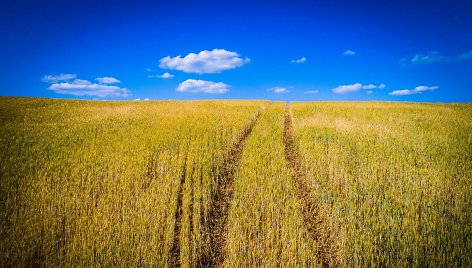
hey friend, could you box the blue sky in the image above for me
[1,0,471,102]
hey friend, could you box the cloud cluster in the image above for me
[332,83,385,94]
[159,49,250,74]
[389,85,438,96]
[344,50,356,56]
[43,74,129,97]
[269,87,289,93]
[409,50,472,64]
[291,57,306,63]
[176,79,229,94]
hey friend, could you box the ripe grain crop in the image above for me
[224,102,321,267]
[1,98,470,267]
[291,102,472,267]
[284,104,341,267]
[0,97,267,267]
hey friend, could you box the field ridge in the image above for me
[283,103,340,267]
[204,107,264,267]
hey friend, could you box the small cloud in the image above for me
[415,85,438,92]
[367,90,373,94]
[304,90,319,94]
[176,79,229,94]
[344,50,356,56]
[269,87,289,93]
[411,51,447,64]
[95,77,121,84]
[333,83,362,94]
[159,49,250,74]
[144,98,151,101]
[42,73,76,83]
[389,89,415,96]
[389,85,438,96]
[148,72,175,79]
[407,50,472,65]
[146,68,152,72]
[332,83,385,94]
[44,76,129,97]
[160,72,174,79]
[291,57,306,63]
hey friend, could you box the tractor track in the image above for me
[169,149,189,267]
[203,108,264,267]
[283,103,340,267]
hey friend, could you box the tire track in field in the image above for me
[283,103,340,267]
[204,108,264,267]
[170,149,189,267]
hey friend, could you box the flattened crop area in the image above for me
[0,98,470,267]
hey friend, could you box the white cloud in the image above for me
[333,83,362,94]
[304,90,319,94]
[344,50,356,56]
[415,85,438,92]
[389,89,415,96]
[269,87,289,93]
[389,85,438,96]
[42,75,126,97]
[160,72,174,79]
[159,49,250,74]
[148,72,175,79]
[176,79,229,94]
[42,74,76,83]
[291,57,306,63]
[332,83,386,94]
[95,77,121,84]
[367,90,373,94]
[46,77,129,97]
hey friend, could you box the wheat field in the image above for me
[0,97,470,267]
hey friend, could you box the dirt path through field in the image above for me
[283,103,340,267]
[204,107,264,267]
